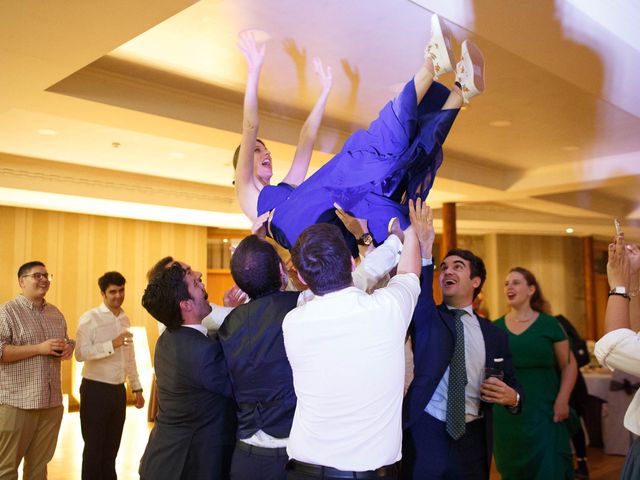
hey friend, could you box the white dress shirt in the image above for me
[182,324,208,337]
[425,305,485,421]
[283,273,420,471]
[595,328,640,435]
[75,303,141,391]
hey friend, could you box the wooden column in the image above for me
[440,202,457,261]
[583,236,597,340]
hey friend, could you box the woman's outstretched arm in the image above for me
[235,32,265,220]
[282,58,332,186]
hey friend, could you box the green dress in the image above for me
[493,313,574,480]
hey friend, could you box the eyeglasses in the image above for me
[21,272,54,282]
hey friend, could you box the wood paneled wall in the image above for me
[0,205,207,396]
[482,233,586,334]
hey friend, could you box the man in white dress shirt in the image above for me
[75,271,145,480]
[282,202,424,479]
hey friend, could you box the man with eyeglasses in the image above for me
[0,260,75,480]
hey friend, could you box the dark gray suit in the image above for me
[139,327,236,480]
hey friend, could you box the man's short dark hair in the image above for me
[98,271,126,293]
[17,261,45,278]
[142,264,190,331]
[231,235,282,299]
[147,256,174,281]
[291,224,352,296]
[444,249,486,300]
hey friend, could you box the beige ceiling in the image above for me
[1,0,639,239]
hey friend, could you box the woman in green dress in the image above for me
[493,267,577,479]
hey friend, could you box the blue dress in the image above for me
[257,79,459,253]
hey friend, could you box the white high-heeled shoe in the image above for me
[455,40,485,103]
[424,14,455,81]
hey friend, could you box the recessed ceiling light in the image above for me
[223,238,229,243]
[112,142,121,149]
[169,152,185,158]
[561,145,580,152]
[565,227,574,234]
[489,120,511,128]
[36,128,58,136]
[238,29,271,43]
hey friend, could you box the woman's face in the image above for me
[504,271,535,308]
[253,142,273,184]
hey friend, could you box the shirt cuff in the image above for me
[385,234,403,255]
[103,340,115,355]
[595,328,637,367]
[422,257,433,266]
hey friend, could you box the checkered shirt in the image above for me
[0,294,68,409]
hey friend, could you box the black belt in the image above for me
[285,459,400,479]
[235,440,288,457]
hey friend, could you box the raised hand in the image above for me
[608,234,630,289]
[238,31,266,73]
[334,203,367,239]
[626,243,640,276]
[313,57,333,93]
[408,198,434,258]
[251,211,270,238]
[223,284,248,307]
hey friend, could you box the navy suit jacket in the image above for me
[140,327,236,480]
[403,265,523,475]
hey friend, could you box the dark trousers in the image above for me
[230,441,288,480]
[401,413,487,480]
[80,378,126,480]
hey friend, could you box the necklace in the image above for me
[512,312,537,323]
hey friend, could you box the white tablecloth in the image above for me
[583,369,612,401]
[583,368,639,455]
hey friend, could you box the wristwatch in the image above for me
[609,286,631,300]
[357,232,373,246]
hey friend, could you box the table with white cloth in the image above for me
[583,368,640,455]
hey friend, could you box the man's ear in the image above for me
[179,298,192,314]
[471,276,481,290]
[279,262,289,290]
[296,271,308,287]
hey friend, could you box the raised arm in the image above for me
[282,58,332,186]
[627,243,640,330]
[604,234,631,333]
[398,199,431,277]
[235,32,266,220]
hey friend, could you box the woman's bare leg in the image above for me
[442,84,464,110]
[414,58,436,105]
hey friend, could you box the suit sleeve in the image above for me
[412,265,437,327]
[199,340,233,399]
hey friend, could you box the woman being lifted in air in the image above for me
[234,15,485,255]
